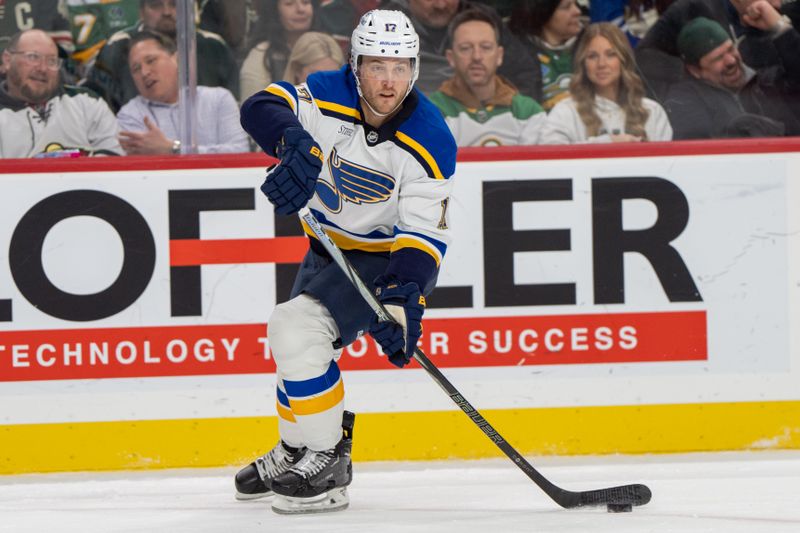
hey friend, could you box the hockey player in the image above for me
[235,9,457,514]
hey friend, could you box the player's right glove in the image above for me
[369,275,425,368]
[261,127,324,215]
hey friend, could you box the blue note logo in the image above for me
[316,148,395,213]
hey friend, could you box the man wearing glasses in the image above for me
[0,29,122,158]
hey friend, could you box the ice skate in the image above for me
[271,411,355,514]
[234,441,306,500]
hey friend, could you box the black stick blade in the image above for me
[574,483,652,508]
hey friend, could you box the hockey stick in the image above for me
[298,207,652,511]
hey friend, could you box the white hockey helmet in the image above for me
[350,9,420,89]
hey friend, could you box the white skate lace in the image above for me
[289,449,334,479]
[254,444,297,481]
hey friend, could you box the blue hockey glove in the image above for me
[369,276,425,368]
[261,127,324,215]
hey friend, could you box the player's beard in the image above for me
[365,93,402,116]
[361,80,409,117]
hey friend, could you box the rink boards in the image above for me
[1,140,800,473]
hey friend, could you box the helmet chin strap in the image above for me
[362,96,395,118]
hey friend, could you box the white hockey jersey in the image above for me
[0,84,122,158]
[247,66,457,291]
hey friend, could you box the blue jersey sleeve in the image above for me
[384,247,440,295]
[240,81,303,156]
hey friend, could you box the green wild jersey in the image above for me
[538,47,573,112]
[429,90,545,147]
[66,0,139,63]
[0,0,72,54]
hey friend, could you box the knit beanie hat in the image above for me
[528,0,562,35]
[677,17,732,65]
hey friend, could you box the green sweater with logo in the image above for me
[430,77,545,146]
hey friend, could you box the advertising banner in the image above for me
[0,143,798,427]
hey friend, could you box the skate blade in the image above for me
[272,487,349,515]
[234,490,274,501]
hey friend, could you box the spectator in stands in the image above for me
[239,0,318,101]
[664,8,800,138]
[66,0,140,74]
[474,0,514,19]
[379,0,543,100]
[317,0,380,50]
[1,0,74,80]
[540,22,672,143]
[589,0,662,46]
[198,0,256,63]
[117,31,249,154]
[282,31,344,84]
[84,0,239,112]
[430,8,545,146]
[0,30,122,158]
[0,0,74,57]
[508,0,583,111]
[635,0,798,102]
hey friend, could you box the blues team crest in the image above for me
[316,148,396,213]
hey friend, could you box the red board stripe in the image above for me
[2,138,800,174]
[169,237,309,266]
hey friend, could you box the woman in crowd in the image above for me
[510,0,583,111]
[539,22,672,144]
[239,0,318,101]
[282,31,344,85]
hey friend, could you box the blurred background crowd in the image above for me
[0,0,798,157]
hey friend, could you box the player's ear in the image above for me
[496,46,504,68]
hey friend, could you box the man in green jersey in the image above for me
[429,7,545,146]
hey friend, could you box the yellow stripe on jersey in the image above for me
[316,99,362,120]
[395,131,446,180]
[266,85,297,113]
[301,220,394,253]
[289,379,345,416]
[276,402,296,422]
[391,236,442,266]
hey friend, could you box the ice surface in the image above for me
[1,451,799,533]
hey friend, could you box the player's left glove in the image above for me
[261,127,324,215]
[369,275,425,368]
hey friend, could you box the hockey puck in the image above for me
[606,503,633,513]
